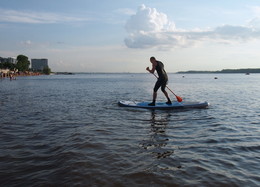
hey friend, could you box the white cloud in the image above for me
[20,40,32,46]
[124,5,260,49]
[124,4,177,49]
[0,8,90,24]
[125,4,175,33]
[116,8,136,16]
[248,17,260,28]
[249,6,260,15]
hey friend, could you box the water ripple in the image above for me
[0,74,260,186]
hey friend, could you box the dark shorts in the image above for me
[154,78,167,92]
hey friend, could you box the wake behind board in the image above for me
[118,100,209,109]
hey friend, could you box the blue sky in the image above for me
[1,0,260,72]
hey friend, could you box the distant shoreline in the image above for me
[177,68,260,74]
[52,68,260,74]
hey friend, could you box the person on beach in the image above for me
[146,57,171,106]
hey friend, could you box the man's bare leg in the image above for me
[163,91,172,104]
[148,92,157,106]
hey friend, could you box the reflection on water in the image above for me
[150,111,173,159]
[141,111,178,163]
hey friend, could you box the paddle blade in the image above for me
[176,96,183,102]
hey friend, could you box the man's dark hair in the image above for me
[150,56,156,61]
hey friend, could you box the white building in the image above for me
[0,57,16,64]
[31,59,48,71]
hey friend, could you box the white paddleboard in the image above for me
[118,100,209,109]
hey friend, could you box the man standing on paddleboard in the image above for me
[146,57,172,106]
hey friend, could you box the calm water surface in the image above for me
[0,73,259,186]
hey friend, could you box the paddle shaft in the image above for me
[151,73,178,96]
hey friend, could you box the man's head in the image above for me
[150,56,156,63]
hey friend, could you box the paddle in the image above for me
[151,73,183,102]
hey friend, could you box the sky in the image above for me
[1,0,260,72]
